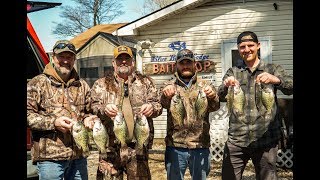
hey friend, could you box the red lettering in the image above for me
[153,64,159,74]
[204,61,211,71]
[195,62,202,72]
[171,63,176,73]
[159,64,166,73]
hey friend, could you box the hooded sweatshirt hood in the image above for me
[43,63,80,86]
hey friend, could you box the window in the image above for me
[80,67,99,78]
[103,66,113,77]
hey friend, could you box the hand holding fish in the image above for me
[54,116,74,133]
[203,85,216,99]
[105,103,118,118]
[224,76,240,87]
[256,72,280,84]
[83,115,99,129]
[163,84,176,99]
[140,103,153,117]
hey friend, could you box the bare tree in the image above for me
[52,0,125,38]
[132,0,179,16]
[146,0,179,12]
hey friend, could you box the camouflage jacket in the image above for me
[218,60,293,148]
[90,71,162,152]
[161,72,220,149]
[27,64,92,162]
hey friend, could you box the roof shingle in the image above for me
[70,23,127,49]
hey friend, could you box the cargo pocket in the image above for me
[98,159,122,179]
[38,138,47,159]
[31,141,39,163]
[126,158,150,179]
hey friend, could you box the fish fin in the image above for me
[83,149,90,158]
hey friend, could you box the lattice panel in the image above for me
[209,103,229,161]
[210,141,225,162]
[276,149,293,168]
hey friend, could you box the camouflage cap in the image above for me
[113,45,133,58]
[53,40,76,55]
[176,49,195,63]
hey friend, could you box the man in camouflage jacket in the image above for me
[90,45,162,180]
[161,49,220,180]
[27,40,97,180]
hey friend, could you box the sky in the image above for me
[28,0,146,52]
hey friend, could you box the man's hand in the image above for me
[162,85,176,99]
[105,104,118,118]
[140,103,153,117]
[83,115,99,129]
[54,116,74,133]
[223,76,239,87]
[203,86,216,99]
[256,72,280,84]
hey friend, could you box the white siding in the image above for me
[133,0,293,138]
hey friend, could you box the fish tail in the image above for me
[100,148,107,154]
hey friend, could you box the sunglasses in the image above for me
[53,43,76,52]
[177,54,194,62]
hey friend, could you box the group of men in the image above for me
[27,31,293,180]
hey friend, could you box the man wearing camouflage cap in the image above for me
[27,40,98,180]
[90,45,162,180]
[161,48,220,180]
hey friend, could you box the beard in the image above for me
[116,65,132,76]
[177,69,195,79]
[55,64,72,76]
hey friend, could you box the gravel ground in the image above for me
[87,139,293,180]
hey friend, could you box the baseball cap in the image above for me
[53,40,76,55]
[237,31,259,45]
[113,45,133,58]
[176,49,195,62]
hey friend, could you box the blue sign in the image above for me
[151,41,210,62]
[151,54,209,62]
[168,41,186,51]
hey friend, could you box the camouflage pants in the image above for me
[96,146,151,180]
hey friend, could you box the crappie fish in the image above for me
[134,114,150,155]
[257,83,275,119]
[92,119,109,154]
[113,111,129,147]
[226,85,234,116]
[72,120,90,157]
[226,84,245,117]
[233,84,245,115]
[170,93,185,126]
[195,89,208,120]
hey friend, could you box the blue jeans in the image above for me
[37,157,88,180]
[165,146,211,180]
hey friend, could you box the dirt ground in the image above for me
[87,139,293,180]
